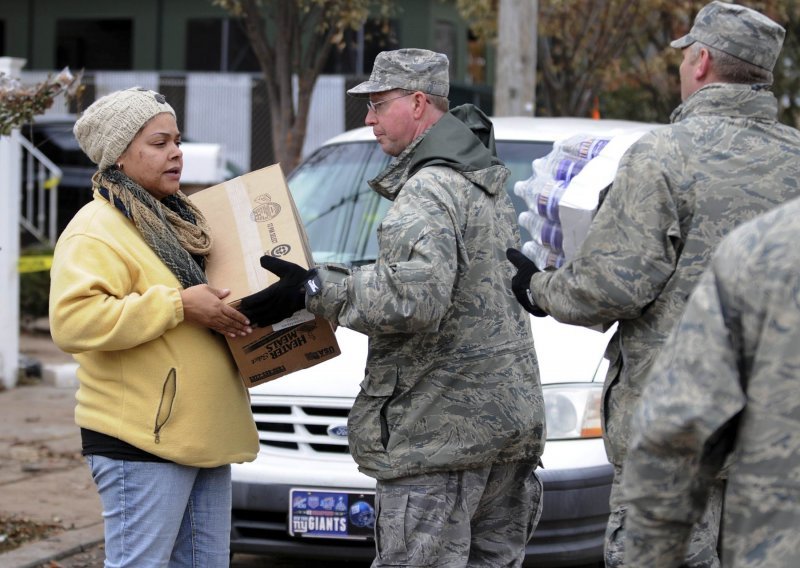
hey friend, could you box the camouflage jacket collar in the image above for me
[670,83,778,124]
[369,132,427,201]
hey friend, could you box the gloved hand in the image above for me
[238,255,317,328]
[506,248,547,317]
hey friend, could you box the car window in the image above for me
[496,140,554,244]
[288,141,391,265]
[288,139,554,265]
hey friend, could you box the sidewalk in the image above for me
[0,332,103,568]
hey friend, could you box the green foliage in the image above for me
[0,68,82,136]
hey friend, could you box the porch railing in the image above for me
[18,135,62,248]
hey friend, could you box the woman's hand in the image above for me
[180,285,252,338]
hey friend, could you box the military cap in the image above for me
[347,48,449,98]
[671,1,785,72]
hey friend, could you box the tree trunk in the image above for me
[494,0,537,116]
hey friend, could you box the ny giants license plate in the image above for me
[289,488,376,540]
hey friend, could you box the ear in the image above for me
[695,47,713,81]
[411,91,428,120]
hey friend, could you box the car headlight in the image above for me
[543,383,603,440]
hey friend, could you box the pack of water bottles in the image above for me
[514,134,610,270]
[513,127,657,270]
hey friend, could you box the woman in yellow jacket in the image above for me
[49,87,258,567]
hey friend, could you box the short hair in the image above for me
[691,42,774,85]
[391,88,449,113]
[426,94,450,113]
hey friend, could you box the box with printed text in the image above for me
[190,164,340,387]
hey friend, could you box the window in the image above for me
[186,18,259,72]
[433,20,457,82]
[186,16,398,75]
[324,18,399,75]
[467,29,486,85]
[56,19,132,70]
[288,141,392,265]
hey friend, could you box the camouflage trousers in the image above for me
[371,461,542,567]
[605,463,724,567]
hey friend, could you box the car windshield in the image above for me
[288,138,554,265]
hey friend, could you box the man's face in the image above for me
[364,90,418,157]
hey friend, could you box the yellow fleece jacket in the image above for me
[49,191,258,467]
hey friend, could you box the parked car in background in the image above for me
[229,116,660,566]
[23,115,242,188]
[20,115,241,238]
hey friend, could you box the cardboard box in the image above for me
[190,164,340,387]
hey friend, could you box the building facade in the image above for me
[1,0,494,170]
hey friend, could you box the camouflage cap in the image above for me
[347,48,449,98]
[670,1,785,71]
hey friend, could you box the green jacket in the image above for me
[308,105,544,480]
[528,83,800,466]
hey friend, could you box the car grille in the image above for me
[251,399,352,455]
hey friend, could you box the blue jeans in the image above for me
[87,455,232,568]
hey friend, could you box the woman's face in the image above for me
[117,113,183,200]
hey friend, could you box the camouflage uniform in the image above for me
[307,101,545,566]
[528,79,800,568]
[621,197,800,567]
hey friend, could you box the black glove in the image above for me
[238,255,317,328]
[506,248,547,317]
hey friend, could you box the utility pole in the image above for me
[494,0,537,116]
[0,57,25,389]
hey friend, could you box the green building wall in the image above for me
[0,0,494,87]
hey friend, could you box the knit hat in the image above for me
[347,48,450,98]
[670,1,785,72]
[73,87,176,171]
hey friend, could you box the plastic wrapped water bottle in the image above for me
[522,240,565,271]
[533,153,587,184]
[535,178,567,222]
[552,158,585,182]
[514,177,566,222]
[518,211,564,252]
[554,135,610,160]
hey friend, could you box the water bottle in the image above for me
[552,157,585,182]
[533,151,587,184]
[554,135,610,160]
[514,177,566,222]
[534,178,567,222]
[522,240,565,271]
[518,211,564,252]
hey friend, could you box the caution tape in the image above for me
[43,175,62,190]
[18,255,53,273]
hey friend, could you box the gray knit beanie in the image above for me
[73,87,176,171]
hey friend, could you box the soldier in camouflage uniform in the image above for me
[240,48,545,567]
[506,2,800,566]
[620,197,800,568]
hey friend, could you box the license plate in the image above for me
[289,488,375,540]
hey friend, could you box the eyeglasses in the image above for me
[366,93,414,114]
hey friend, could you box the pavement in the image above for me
[0,330,103,568]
